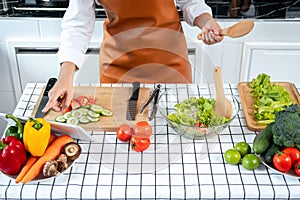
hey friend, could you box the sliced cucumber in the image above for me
[71,109,83,118]
[79,116,90,124]
[88,110,100,118]
[78,108,89,116]
[101,109,113,117]
[90,104,103,114]
[87,115,100,122]
[66,116,79,125]
[55,115,66,123]
[63,112,72,120]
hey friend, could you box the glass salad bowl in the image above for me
[157,88,240,140]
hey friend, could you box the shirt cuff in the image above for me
[57,48,86,69]
[182,4,212,26]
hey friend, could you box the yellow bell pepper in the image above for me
[23,118,51,156]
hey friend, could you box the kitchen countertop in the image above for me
[1,82,300,199]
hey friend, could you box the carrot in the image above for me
[21,134,73,184]
[16,133,57,183]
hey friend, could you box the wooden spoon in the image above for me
[197,19,254,40]
[213,66,232,119]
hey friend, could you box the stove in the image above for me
[1,0,106,18]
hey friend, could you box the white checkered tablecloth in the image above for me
[1,83,300,200]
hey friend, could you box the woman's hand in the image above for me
[194,13,224,45]
[42,62,77,114]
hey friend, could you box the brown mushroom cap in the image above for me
[43,160,60,177]
[61,142,82,161]
[56,154,69,172]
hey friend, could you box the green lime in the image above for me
[242,154,260,170]
[234,142,251,157]
[224,149,241,165]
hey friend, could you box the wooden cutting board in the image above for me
[238,82,300,131]
[31,86,150,131]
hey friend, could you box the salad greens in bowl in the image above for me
[157,88,240,139]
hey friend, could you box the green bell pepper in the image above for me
[5,114,23,141]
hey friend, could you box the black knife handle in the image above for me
[43,78,57,96]
[131,81,140,100]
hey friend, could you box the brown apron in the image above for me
[99,0,192,83]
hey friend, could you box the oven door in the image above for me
[19,0,69,7]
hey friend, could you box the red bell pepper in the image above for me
[0,136,27,175]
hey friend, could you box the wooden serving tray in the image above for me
[31,86,150,131]
[238,82,300,132]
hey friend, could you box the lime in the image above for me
[224,149,241,165]
[234,142,251,157]
[242,154,260,170]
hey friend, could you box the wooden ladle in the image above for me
[197,19,254,40]
[213,66,232,119]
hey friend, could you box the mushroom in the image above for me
[61,142,82,161]
[43,160,60,177]
[56,154,69,172]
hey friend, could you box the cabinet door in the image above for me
[240,42,300,83]
[16,48,100,90]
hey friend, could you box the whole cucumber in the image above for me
[264,143,280,164]
[253,122,274,154]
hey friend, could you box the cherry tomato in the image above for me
[282,147,300,164]
[294,160,300,176]
[273,152,292,173]
[133,121,152,137]
[116,124,133,142]
[130,135,150,152]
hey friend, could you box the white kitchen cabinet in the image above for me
[0,43,14,91]
[0,42,16,113]
[7,41,102,100]
[240,42,300,82]
[16,48,100,89]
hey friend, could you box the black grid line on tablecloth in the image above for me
[2,83,300,200]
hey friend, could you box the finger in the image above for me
[203,30,213,45]
[41,92,63,113]
[61,94,72,112]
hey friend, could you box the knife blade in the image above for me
[35,78,57,118]
[126,81,140,121]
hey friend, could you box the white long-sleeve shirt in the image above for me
[58,0,212,69]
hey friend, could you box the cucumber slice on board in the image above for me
[55,115,67,123]
[88,110,100,118]
[79,116,90,124]
[67,116,79,125]
[78,108,89,116]
[63,112,72,120]
[90,104,103,114]
[87,115,100,122]
[101,109,113,117]
[71,109,83,118]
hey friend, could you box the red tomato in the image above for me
[294,160,300,176]
[273,152,292,173]
[130,135,150,152]
[63,104,72,113]
[282,147,300,164]
[133,121,152,137]
[116,124,133,142]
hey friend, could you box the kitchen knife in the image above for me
[35,78,57,118]
[126,81,140,121]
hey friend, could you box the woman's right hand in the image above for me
[42,62,77,114]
